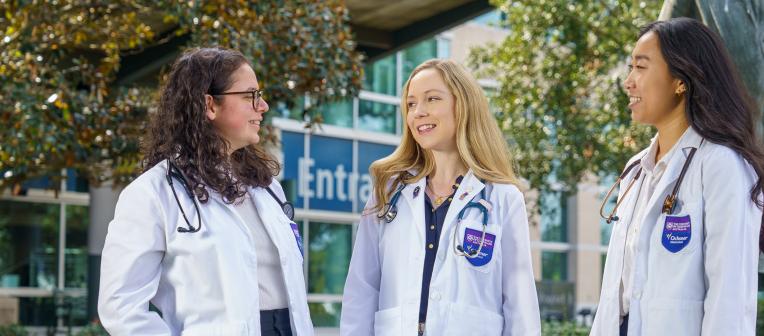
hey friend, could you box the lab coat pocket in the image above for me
[374,306,402,336]
[444,302,503,336]
[455,220,499,274]
[656,201,701,255]
[644,298,702,336]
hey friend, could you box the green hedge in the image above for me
[0,325,27,336]
[542,320,590,335]
[75,322,109,336]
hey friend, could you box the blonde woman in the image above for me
[340,59,540,336]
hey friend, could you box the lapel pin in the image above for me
[459,192,469,200]
[413,186,421,198]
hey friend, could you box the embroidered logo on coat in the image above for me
[661,214,691,253]
[290,222,304,256]
[462,228,496,266]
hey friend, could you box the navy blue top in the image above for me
[418,176,462,324]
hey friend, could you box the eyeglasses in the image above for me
[213,89,264,110]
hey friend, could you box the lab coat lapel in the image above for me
[443,170,486,230]
[249,187,291,252]
[206,190,253,238]
[642,128,704,222]
[401,175,427,244]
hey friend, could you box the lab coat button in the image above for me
[635,291,642,299]
[281,257,287,265]
[430,291,441,300]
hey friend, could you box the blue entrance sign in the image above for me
[281,131,396,213]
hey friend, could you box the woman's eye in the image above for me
[407,102,416,108]
[427,97,440,102]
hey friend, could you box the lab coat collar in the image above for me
[640,126,702,174]
[442,170,487,229]
[401,171,427,243]
[399,169,487,251]
[248,186,292,225]
[642,126,704,221]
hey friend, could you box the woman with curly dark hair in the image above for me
[98,47,312,336]
[592,18,764,336]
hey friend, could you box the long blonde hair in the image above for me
[368,59,519,214]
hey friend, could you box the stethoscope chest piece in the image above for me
[382,203,397,222]
[662,194,677,215]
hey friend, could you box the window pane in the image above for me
[274,97,305,121]
[0,200,59,289]
[307,222,352,295]
[363,54,397,95]
[319,99,353,128]
[541,251,567,281]
[540,192,567,242]
[65,168,89,193]
[358,100,396,134]
[65,205,88,289]
[402,38,438,81]
[18,297,56,326]
[308,302,341,327]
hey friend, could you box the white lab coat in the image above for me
[591,127,760,336]
[340,170,541,336]
[98,160,313,336]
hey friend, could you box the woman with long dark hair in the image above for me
[98,47,312,336]
[592,18,764,336]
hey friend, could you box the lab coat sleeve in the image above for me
[700,146,759,335]
[500,186,541,336]
[340,197,381,336]
[98,180,171,336]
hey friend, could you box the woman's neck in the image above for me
[428,149,467,194]
[655,107,689,162]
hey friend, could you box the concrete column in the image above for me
[87,182,122,321]
[522,183,543,280]
[569,175,604,325]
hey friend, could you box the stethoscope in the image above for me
[599,140,702,224]
[166,159,295,233]
[377,181,492,258]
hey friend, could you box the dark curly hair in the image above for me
[640,18,764,251]
[143,47,280,204]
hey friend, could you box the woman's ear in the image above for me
[674,80,686,95]
[205,94,217,121]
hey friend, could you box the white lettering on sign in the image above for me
[298,157,373,204]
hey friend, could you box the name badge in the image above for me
[661,214,691,253]
[463,228,496,266]
[290,222,305,257]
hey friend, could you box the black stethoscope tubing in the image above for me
[166,158,295,233]
[600,140,703,224]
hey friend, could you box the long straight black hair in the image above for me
[639,18,764,251]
